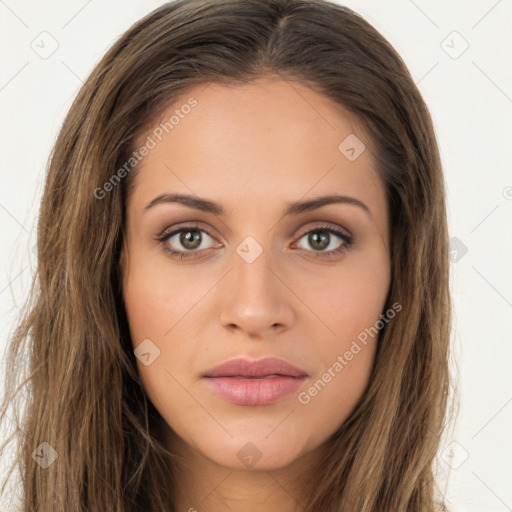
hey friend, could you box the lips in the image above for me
[202,357,308,379]
[202,357,308,406]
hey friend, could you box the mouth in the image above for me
[202,357,308,406]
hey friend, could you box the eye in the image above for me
[293,224,354,257]
[156,223,220,259]
[155,223,354,260]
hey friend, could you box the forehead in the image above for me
[129,78,387,228]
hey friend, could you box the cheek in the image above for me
[298,247,390,347]
[122,257,215,403]
[294,250,389,410]
[122,268,200,427]
[293,293,385,442]
[122,257,206,343]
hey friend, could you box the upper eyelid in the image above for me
[296,223,351,237]
[159,221,352,245]
[159,221,219,241]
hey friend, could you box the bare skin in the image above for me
[120,76,391,511]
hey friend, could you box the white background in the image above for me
[0,1,511,511]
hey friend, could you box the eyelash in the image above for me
[155,223,354,260]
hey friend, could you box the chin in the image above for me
[174,424,310,472]
[204,438,306,472]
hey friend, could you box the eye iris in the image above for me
[309,231,329,250]
[180,229,202,250]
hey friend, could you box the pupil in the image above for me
[177,230,332,252]
[310,231,329,250]
[181,230,201,249]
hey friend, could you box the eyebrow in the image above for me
[144,193,370,217]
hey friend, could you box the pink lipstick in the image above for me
[202,357,308,406]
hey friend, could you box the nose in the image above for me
[218,244,295,338]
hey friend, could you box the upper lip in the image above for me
[202,357,308,378]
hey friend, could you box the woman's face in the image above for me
[121,77,391,471]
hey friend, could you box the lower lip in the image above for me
[203,375,307,406]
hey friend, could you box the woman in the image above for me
[0,0,453,510]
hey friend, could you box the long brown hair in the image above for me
[0,0,454,510]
